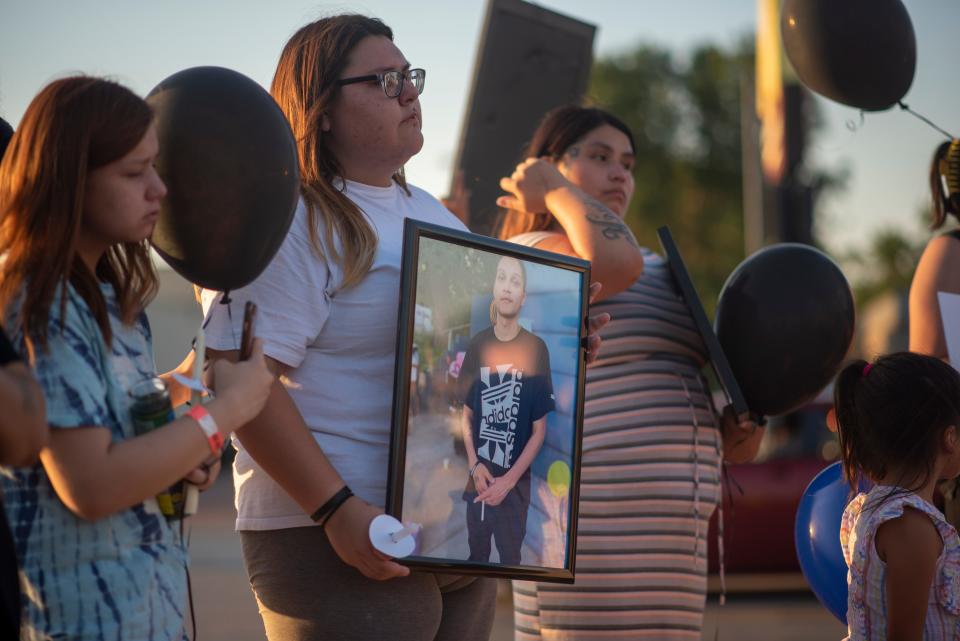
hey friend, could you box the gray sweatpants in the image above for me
[241,526,497,641]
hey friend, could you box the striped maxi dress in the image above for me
[510,237,723,640]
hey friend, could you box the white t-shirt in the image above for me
[201,179,467,530]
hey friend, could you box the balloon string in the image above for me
[845,111,866,132]
[898,101,956,139]
[220,293,238,354]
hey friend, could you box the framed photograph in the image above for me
[656,225,748,415]
[387,220,590,583]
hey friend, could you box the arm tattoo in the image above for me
[583,197,639,247]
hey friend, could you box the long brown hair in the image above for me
[497,105,636,241]
[930,139,960,229]
[271,14,409,290]
[0,76,158,359]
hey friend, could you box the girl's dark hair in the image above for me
[0,76,158,360]
[834,352,960,496]
[497,105,635,240]
[929,139,960,229]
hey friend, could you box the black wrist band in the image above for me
[310,486,354,526]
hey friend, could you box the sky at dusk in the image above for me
[2,0,956,257]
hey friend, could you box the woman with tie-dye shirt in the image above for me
[0,76,273,641]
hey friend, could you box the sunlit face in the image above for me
[493,256,526,320]
[82,123,166,248]
[324,35,423,185]
[556,124,636,217]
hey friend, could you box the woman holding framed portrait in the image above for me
[198,15,604,641]
[199,15,496,641]
[498,105,764,640]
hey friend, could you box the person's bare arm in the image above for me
[876,507,941,641]
[909,235,960,360]
[0,361,47,466]
[207,347,409,581]
[499,158,643,300]
[721,406,765,464]
[43,415,226,520]
[42,343,272,520]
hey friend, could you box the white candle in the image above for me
[388,523,418,543]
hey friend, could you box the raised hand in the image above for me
[324,496,411,581]
[497,158,568,214]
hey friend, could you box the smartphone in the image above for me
[240,301,257,361]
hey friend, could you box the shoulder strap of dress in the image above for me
[508,231,559,248]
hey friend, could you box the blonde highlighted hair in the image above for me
[271,15,410,289]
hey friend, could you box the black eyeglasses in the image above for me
[337,68,426,98]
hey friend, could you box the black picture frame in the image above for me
[657,225,749,415]
[387,219,591,583]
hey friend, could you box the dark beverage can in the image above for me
[129,377,185,520]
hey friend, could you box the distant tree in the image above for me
[415,242,497,356]
[587,42,751,313]
[587,39,842,313]
[842,207,928,308]
[850,229,924,306]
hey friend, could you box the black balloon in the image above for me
[147,66,299,291]
[715,244,855,417]
[781,0,916,111]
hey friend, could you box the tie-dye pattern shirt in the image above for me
[1,283,187,641]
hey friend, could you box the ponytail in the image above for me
[834,359,871,490]
[833,352,960,502]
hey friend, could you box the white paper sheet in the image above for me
[938,291,960,370]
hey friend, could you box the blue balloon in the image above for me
[794,462,869,624]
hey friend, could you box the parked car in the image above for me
[707,391,839,575]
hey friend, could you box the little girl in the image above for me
[835,352,960,640]
[0,76,274,640]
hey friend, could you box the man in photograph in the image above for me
[460,256,555,565]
